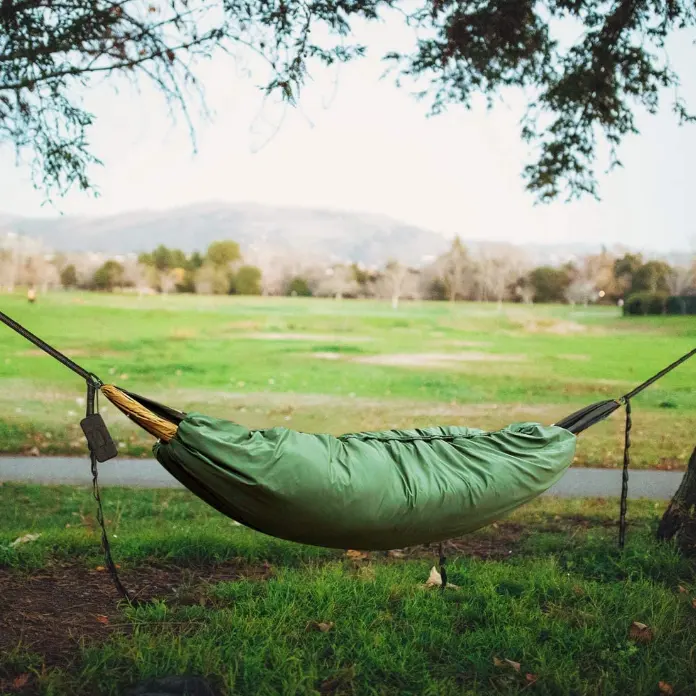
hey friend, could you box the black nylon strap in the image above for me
[618,399,632,550]
[0,309,100,386]
[438,541,447,590]
[621,348,695,403]
[87,382,131,602]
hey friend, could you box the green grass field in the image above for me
[1,293,696,695]
[1,484,696,696]
[0,292,694,468]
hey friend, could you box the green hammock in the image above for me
[155,416,576,550]
[0,309,693,598]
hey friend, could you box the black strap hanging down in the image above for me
[438,541,447,590]
[86,382,131,602]
[618,399,632,550]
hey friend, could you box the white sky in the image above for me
[1,14,695,252]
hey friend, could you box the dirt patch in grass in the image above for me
[516,319,590,335]
[354,352,527,367]
[397,523,527,561]
[313,352,343,360]
[169,328,199,340]
[0,559,271,672]
[247,333,371,343]
[444,340,493,348]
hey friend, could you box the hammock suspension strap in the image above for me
[86,381,131,602]
[618,399,632,550]
[438,541,448,590]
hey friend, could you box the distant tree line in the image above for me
[1,233,694,311]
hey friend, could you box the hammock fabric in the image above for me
[0,310,693,595]
[154,416,576,550]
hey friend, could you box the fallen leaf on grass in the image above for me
[525,673,538,684]
[9,533,41,547]
[12,674,29,689]
[493,657,521,672]
[692,599,696,610]
[95,566,105,572]
[678,585,687,594]
[306,621,334,633]
[658,682,674,695]
[424,566,459,589]
[96,615,109,625]
[572,585,585,596]
[629,621,653,643]
[345,550,369,561]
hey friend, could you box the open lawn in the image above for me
[0,292,694,468]
[1,485,696,696]
[1,294,695,695]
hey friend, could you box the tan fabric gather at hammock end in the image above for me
[101,384,178,442]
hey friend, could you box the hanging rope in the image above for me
[438,541,448,590]
[86,382,131,602]
[618,399,631,550]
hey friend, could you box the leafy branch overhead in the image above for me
[1,0,695,201]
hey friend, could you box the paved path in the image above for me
[0,457,684,500]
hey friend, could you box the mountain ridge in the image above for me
[1,202,690,267]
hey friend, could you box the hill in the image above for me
[4,203,451,267]
[2,202,689,268]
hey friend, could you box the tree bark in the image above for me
[657,446,696,555]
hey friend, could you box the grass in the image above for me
[2,294,695,694]
[0,291,695,468]
[1,484,695,695]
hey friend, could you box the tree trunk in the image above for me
[657,446,696,555]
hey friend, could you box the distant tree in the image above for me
[436,236,471,302]
[207,241,241,269]
[286,276,313,297]
[513,276,535,304]
[194,263,230,295]
[425,278,448,302]
[233,265,263,295]
[613,253,644,297]
[316,265,359,299]
[93,260,125,291]
[476,245,529,309]
[122,258,156,296]
[631,260,671,294]
[375,260,420,309]
[564,277,596,306]
[60,264,78,289]
[667,266,695,296]
[529,266,572,304]
[138,245,189,293]
[188,251,205,271]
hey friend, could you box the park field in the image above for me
[1,294,695,695]
[0,291,694,468]
[1,484,695,695]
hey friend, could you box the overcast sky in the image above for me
[1,15,695,252]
